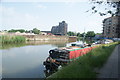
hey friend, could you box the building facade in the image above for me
[103,16,120,38]
[51,21,68,35]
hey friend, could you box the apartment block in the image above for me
[51,21,68,35]
[103,16,120,38]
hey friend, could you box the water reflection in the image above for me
[1,41,70,49]
[1,41,74,78]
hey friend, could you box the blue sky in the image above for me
[0,0,111,33]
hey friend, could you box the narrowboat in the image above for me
[43,43,96,77]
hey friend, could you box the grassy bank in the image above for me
[0,35,26,44]
[47,42,118,79]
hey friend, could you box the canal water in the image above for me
[0,41,83,78]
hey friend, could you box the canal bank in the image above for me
[1,34,77,42]
[24,35,77,42]
[24,35,68,41]
[46,42,118,79]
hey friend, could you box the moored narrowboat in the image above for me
[43,44,96,77]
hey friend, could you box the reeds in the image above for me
[0,35,26,44]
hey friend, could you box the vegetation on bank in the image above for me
[47,42,118,79]
[4,28,41,34]
[0,35,26,44]
[67,31,99,38]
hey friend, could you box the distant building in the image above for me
[51,21,68,35]
[102,16,120,38]
[41,31,51,34]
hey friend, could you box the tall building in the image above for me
[51,21,68,35]
[103,16,120,38]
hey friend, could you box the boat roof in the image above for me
[59,46,90,51]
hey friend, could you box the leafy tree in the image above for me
[8,29,15,32]
[67,31,76,36]
[8,29,25,33]
[77,32,81,37]
[96,33,102,35]
[86,31,95,37]
[25,30,29,33]
[18,29,25,33]
[88,0,120,16]
[4,30,7,32]
[81,32,86,37]
[88,1,120,38]
[32,28,40,34]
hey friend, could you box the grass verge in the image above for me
[47,42,118,79]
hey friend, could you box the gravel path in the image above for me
[97,44,120,78]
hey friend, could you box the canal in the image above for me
[0,41,84,78]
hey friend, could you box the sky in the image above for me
[0,0,111,33]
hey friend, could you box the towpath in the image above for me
[97,44,120,79]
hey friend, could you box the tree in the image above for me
[67,31,76,36]
[96,33,102,35]
[89,0,120,38]
[8,29,25,33]
[88,0,120,16]
[8,29,16,32]
[86,31,95,38]
[18,29,25,33]
[25,30,29,33]
[4,30,7,31]
[77,32,82,37]
[32,28,40,34]
[81,32,86,37]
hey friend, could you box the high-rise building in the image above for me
[51,21,68,35]
[103,16,120,38]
